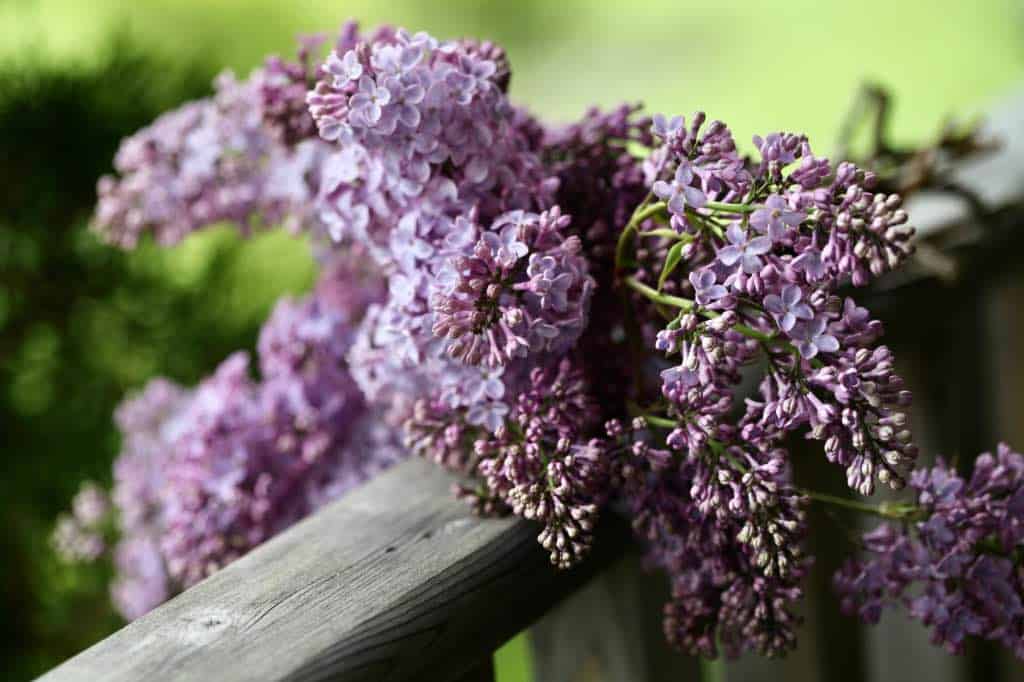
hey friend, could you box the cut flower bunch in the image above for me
[54,21,1024,661]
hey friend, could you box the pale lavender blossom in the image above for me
[653,162,707,216]
[718,223,772,274]
[763,284,813,332]
[750,195,804,241]
[689,270,728,306]
[788,315,839,358]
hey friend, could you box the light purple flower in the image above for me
[661,365,699,389]
[466,400,510,433]
[482,223,528,268]
[384,76,426,128]
[789,315,839,359]
[718,223,772,274]
[764,284,813,332]
[792,247,828,281]
[750,195,804,241]
[527,254,573,311]
[349,76,391,126]
[652,114,684,140]
[326,50,363,85]
[689,270,727,306]
[653,162,707,215]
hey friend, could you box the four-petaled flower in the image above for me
[384,77,426,128]
[793,247,828,281]
[527,255,573,311]
[482,224,528,269]
[653,162,707,216]
[466,399,510,433]
[718,223,772,274]
[764,284,813,332]
[750,195,804,241]
[349,76,391,126]
[326,50,363,86]
[652,113,684,141]
[789,315,839,359]
[689,270,728,306]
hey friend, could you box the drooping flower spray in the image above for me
[56,20,1024,664]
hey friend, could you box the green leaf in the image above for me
[658,241,685,292]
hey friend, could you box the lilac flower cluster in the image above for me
[74,19,1023,664]
[604,417,809,658]
[95,57,328,247]
[52,482,111,563]
[633,113,918,496]
[56,251,401,619]
[835,445,1024,657]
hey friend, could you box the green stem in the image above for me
[704,200,756,214]
[701,657,725,682]
[638,413,678,429]
[623,275,777,344]
[638,228,691,241]
[615,199,667,274]
[800,489,918,520]
[623,275,695,310]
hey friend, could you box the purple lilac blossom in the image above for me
[56,253,399,618]
[835,446,1024,659]
[95,68,328,248]
[72,19,1014,667]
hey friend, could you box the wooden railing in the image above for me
[40,88,1024,682]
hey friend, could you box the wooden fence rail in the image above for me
[39,87,1024,682]
[39,458,629,682]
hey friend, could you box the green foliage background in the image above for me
[0,1,1021,680]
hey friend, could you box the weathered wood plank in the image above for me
[39,458,630,682]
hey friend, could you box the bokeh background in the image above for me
[1,1,1022,680]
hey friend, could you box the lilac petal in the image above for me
[705,284,727,301]
[764,294,785,315]
[741,254,763,274]
[747,235,773,255]
[798,341,818,359]
[782,211,804,226]
[675,164,694,184]
[661,366,698,388]
[780,312,796,331]
[398,104,421,127]
[683,185,707,208]
[815,334,840,353]
[792,302,814,320]
[652,180,673,200]
[667,193,688,216]
[767,222,790,243]
[718,245,742,267]
[781,284,801,306]
[725,223,746,245]
[749,212,769,233]
[693,270,714,289]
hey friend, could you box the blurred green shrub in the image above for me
[0,40,316,679]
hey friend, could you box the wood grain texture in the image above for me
[39,458,630,682]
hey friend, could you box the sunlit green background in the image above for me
[1,1,1021,680]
